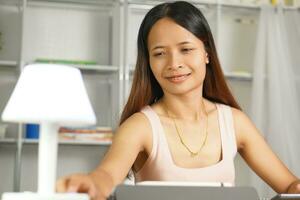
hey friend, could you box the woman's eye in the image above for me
[153,52,165,57]
[182,48,194,53]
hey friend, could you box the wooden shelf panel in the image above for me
[0,138,111,146]
[0,60,18,67]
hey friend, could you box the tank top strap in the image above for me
[216,104,237,158]
[140,106,159,163]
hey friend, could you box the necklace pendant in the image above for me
[190,152,198,157]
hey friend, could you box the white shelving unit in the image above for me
[0,0,121,194]
[0,0,23,194]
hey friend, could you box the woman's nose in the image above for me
[167,53,183,70]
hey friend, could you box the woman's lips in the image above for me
[166,73,191,83]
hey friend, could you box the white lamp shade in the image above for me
[2,64,96,126]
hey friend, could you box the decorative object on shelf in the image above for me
[269,0,296,5]
[25,123,40,139]
[59,126,113,142]
[1,63,96,200]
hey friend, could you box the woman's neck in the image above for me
[161,93,207,121]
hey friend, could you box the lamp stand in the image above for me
[38,123,58,193]
[1,123,89,200]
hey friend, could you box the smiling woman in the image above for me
[56,1,300,200]
[120,1,240,123]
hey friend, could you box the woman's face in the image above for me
[147,17,208,96]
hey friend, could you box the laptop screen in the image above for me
[114,182,259,200]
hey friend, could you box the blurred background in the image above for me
[0,0,299,199]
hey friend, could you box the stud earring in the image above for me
[205,53,209,64]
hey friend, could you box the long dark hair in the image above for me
[120,1,240,125]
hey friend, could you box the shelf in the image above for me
[0,0,21,6]
[58,139,111,146]
[0,138,16,144]
[127,0,261,9]
[30,62,119,73]
[0,138,111,146]
[0,60,18,67]
[25,139,112,146]
[225,72,253,81]
[127,0,300,11]
[28,0,116,6]
[74,64,119,72]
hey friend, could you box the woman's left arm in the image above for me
[232,108,300,193]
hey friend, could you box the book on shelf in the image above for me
[58,126,113,142]
[34,58,98,66]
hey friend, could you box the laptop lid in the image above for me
[114,182,260,200]
[271,194,300,200]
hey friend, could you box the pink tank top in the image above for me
[134,104,237,186]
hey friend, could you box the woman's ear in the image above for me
[205,53,209,64]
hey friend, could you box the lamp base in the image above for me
[2,192,89,200]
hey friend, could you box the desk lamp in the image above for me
[1,64,96,200]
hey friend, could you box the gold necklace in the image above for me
[164,101,209,158]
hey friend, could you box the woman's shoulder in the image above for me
[228,106,249,123]
[219,104,251,129]
[119,110,151,132]
[215,102,245,118]
[115,110,153,151]
[226,105,259,150]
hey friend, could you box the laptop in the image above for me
[271,194,300,200]
[114,181,260,200]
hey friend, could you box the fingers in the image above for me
[56,174,101,200]
[56,176,68,193]
[287,180,300,193]
[66,177,81,193]
[56,175,83,193]
[55,174,110,200]
[87,184,97,199]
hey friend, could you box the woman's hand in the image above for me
[56,171,114,200]
[287,180,300,194]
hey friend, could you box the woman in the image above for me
[56,1,300,200]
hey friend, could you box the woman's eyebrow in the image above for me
[178,41,191,45]
[151,45,165,51]
[150,41,193,52]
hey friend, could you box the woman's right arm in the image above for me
[56,112,151,200]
